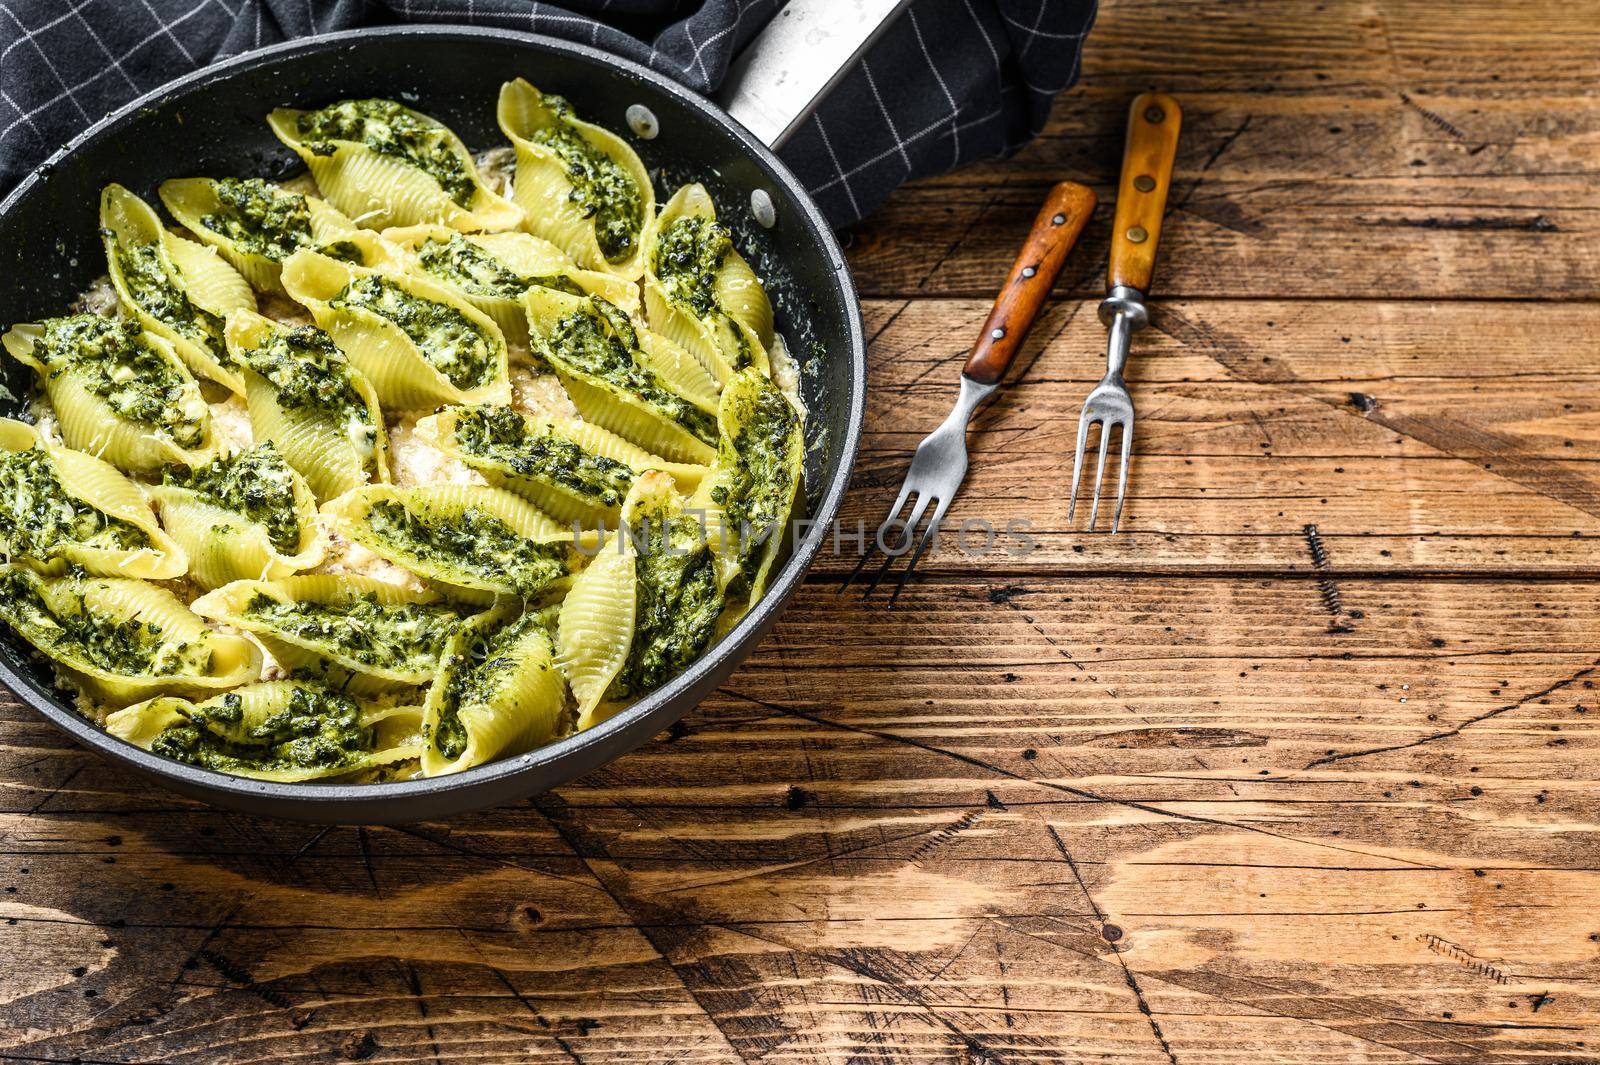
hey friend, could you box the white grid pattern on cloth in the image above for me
[0,0,1096,228]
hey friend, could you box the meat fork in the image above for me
[842,181,1097,605]
[1069,91,1182,532]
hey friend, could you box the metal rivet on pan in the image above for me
[750,189,777,228]
[1051,212,1066,225]
[991,327,1006,340]
[1127,226,1149,243]
[1021,266,1037,278]
[1145,105,1165,124]
[1134,174,1156,192]
[625,104,659,140]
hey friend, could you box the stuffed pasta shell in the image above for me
[192,575,476,693]
[322,483,580,602]
[557,471,723,728]
[524,289,718,464]
[224,311,389,502]
[646,183,773,384]
[497,79,654,278]
[415,404,704,528]
[159,177,363,295]
[0,418,186,580]
[281,248,511,410]
[146,445,323,590]
[268,98,521,232]
[380,224,638,346]
[106,681,424,781]
[0,567,260,706]
[1,315,219,473]
[422,603,567,776]
[100,184,255,394]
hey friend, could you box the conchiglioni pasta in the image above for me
[193,574,477,692]
[1,315,219,473]
[224,311,390,502]
[381,224,639,345]
[497,79,655,277]
[282,248,511,410]
[646,183,773,384]
[322,483,578,601]
[0,566,259,706]
[416,404,704,528]
[106,681,424,781]
[525,289,718,464]
[100,183,255,394]
[0,83,807,786]
[159,177,363,294]
[268,99,521,232]
[146,445,323,590]
[422,603,567,776]
[0,418,186,580]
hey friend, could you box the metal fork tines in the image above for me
[842,375,997,606]
[1068,286,1149,533]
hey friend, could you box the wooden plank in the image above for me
[831,297,1600,576]
[843,0,1600,300]
[2,576,1596,1062]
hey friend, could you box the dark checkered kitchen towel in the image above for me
[0,0,1095,227]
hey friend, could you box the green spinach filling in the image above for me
[0,569,205,677]
[547,300,716,444]
[242,591,467,674]
[452,406,633,507]
[199,178,312,261]
[0,445,149,559]
[236,325,373,431]
[113,242,230,359]
[529,95,642,261]
[432,611,552,759]
[150,686,375,774]
[35,316,207,447]
[296,99,475,208]
[711,383,799,582]
[331,274,497,390]
[654,216,732,317]
[364,499,568,597]
[611,511,722,698]
[161,446,302,553]
[415,234,581,301]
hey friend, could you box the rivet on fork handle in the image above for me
[1068,92,1181,534]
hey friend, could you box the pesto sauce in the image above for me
[199,178,312,261]
[432,611,552,759]
[710,381,799,583]
[364,499,569,597]
[35,316,207,447]
[113,241,230,359]
[0,569,206,677]
[150,686,374,774]
[242,591,468,674]
[0,445,149,559]
[452,405,633,507]
[528,96,642,261]
[331,275,497,390]
[235,324,373,433]
[161,446,302,553]
[296,99,475,209]
[547,300,716,444]
[611,513,722,698]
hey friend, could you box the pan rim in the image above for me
[0,24,865,813]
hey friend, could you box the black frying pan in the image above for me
[0,26,866,823]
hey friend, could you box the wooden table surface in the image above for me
[4,1,1599,1061]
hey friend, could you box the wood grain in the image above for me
[3,0,1600,1061]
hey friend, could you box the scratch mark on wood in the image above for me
[1417,935,1511,984]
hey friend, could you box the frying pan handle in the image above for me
[717,0,916,149]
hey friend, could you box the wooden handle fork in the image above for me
[1108,91,1182,294]
[962,181,1097,384]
